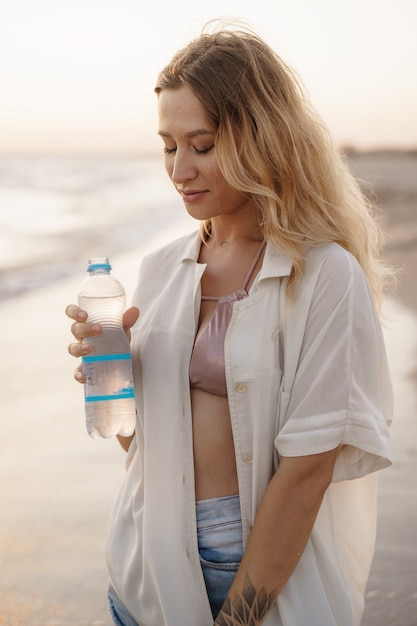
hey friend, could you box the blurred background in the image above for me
[1,0,417,153]
[0,1,416,624]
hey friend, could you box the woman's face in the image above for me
[157,85,252,222]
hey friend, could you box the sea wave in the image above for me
[0,155,185,300]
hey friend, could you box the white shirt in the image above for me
[106,231,392,626]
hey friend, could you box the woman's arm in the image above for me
[215,446,340,626]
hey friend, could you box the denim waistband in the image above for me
[196,494,241,529]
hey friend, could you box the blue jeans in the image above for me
[197,494,244,619]
[107,494,243,624]
[108,585,140,626]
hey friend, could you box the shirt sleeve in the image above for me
[275,246,393,482]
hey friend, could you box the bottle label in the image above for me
[84,389,135,402]
[82,353,132,363]
[82,353,135,402]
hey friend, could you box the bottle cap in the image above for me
[87,257,112,272]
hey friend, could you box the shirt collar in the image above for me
[178,231,203,263]
[259,242,293,279]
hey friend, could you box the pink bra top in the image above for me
[189,242,266,397]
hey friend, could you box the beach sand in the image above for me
[353,151,417,625]
[0,152,416,625]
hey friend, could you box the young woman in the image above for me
[66,25,393,626]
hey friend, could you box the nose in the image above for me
[169,149,198,185]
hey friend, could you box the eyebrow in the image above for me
[158,129,214,139]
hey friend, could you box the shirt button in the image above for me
[236,383,247,393]
[243,453,253,464]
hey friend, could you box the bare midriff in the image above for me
[191,389,239,500]
[191,296,239,500]
[191,386,239,500]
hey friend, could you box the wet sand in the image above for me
[353,151,417,625]
[1,152,416,625]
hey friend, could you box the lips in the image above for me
[178,189,209,203]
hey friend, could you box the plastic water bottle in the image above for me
[78,257,136,439]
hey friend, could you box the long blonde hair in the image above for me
[155,25,392,307]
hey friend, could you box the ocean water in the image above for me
[1,151,416,302]
[0,155,189,301]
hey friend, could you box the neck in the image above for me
[206,218,263,250]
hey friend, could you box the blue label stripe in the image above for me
[82,353,132,363]
[85,389,135,402]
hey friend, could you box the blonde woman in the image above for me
[66,25,393,626]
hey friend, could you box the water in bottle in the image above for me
[78,257,136,439]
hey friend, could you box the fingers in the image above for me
[123,306,140,330]
[66,303,102,341]
[70,319,102,342]
[123,306,140,342]
[65,303,87,322]
[66,302,102,358]
[74,364,85,383]
[66,304,139,360]
[68,338,93,358]
[68,322,101,357]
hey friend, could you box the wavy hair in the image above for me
[155,24,392,307]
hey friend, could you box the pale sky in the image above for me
[1,0,416,154]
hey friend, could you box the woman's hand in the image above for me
[65,304,140,383]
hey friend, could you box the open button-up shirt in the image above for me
[106,231,392,626]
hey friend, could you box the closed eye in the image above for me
[163,144,214,156]
[194,145,214,155]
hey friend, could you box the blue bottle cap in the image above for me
[87,257,112,272]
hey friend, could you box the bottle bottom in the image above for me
[85,399,136,439]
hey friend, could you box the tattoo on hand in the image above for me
[215,573,277,625]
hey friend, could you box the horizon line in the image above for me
[0,145,416,159]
